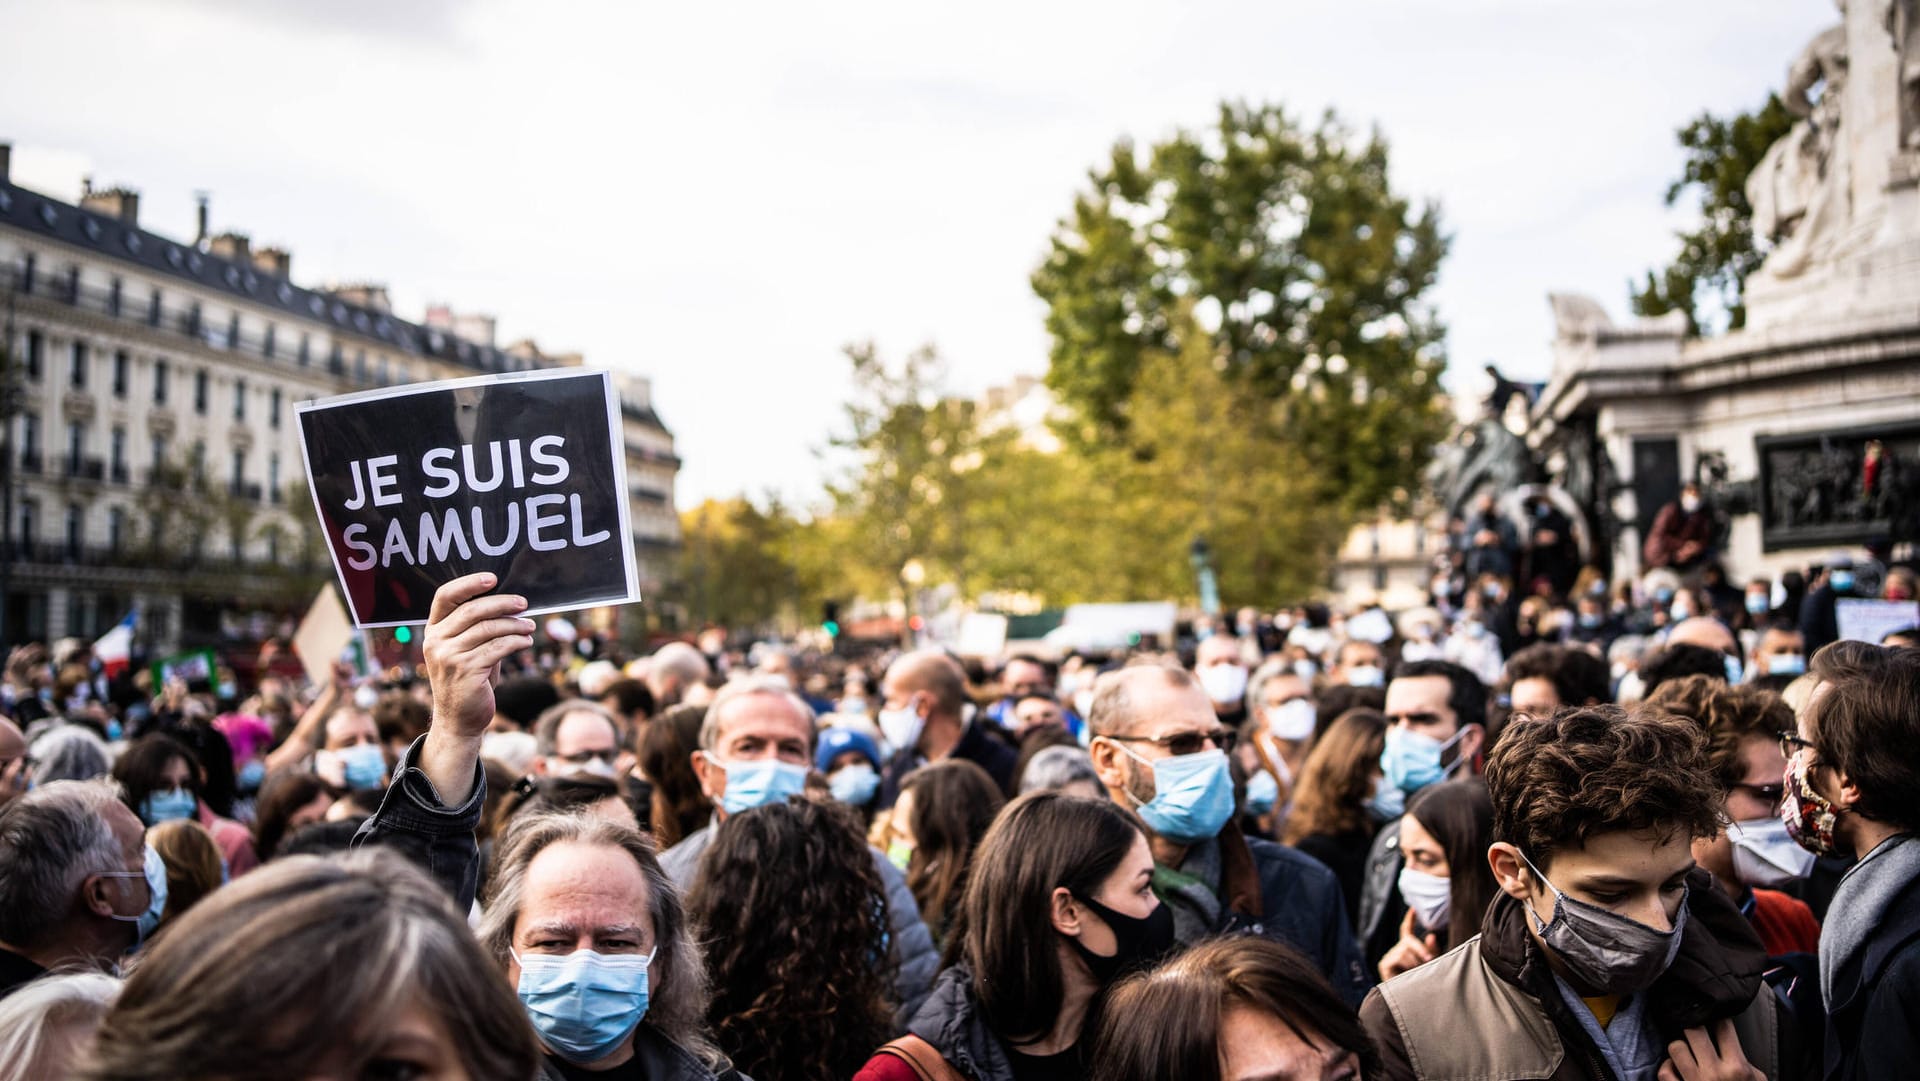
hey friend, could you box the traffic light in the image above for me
[394,625,414,644]
[822,601,842,638]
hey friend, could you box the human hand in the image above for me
[422,574,532,744]
[1377,908,1440,982]
[1658,1019,1762,1081]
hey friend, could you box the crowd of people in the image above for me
[0,539,1915,1081]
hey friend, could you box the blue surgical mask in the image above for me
[1243,768,1280,816]
[512,948,653,1064]
[337,743,387,791]
[1367,780,1405,821]
[1380,725,1467,796]
[1115,746,1235,844]
[1767,653,1806,677]
[141,787,198,826]
[102,843,169,946]
[719,758,808,816]
[1723,654,1743,684]
[237,760,267,791]
[105,718,124,742]
[828,763,880,807]
[1830,570,1855,593]
[1745,593,1770,615]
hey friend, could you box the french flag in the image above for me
[94,611,137,679]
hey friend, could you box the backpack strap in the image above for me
[877,1035,966,1081]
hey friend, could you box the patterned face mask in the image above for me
[1780,748,1841,857]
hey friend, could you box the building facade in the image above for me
[0,145,678,653]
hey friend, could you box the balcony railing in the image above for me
[110,462,130,484]
[56,455,106,481]
[17,450,42,474]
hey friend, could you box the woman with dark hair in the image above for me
[80,848,543,1081]
[111,733,258,876]
[854,791,1172,1081]
[640,703,713,848]
[1087,936,1375,1081]
[896,759,1006,947]
[1281,709,1390,925]
[1376,778,1496,981]
[688,796,896,1081]
[250,769,333,861]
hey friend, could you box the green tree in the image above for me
[1032,100,1450,516]
[676,496,824,633]
[1631,94,1795,334]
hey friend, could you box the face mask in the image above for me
[839,696,868,716]
[1519,851,1689,996]
[1588,580,1609,597]
[512,948,653,1064]
[141,787,197,826]
[552,755,618,781]
[1068,892,1176,985]
[1653,587,1676,605]
[1463,622,1488,640]
[1723,655,1743,684]
[105,718,124,742]
[1398,866,1452,931]
[1670,602,1694,621]
[829,763,880,807]
[718,758,808,816]
[1292,660,1318,683]
[1073,689,1095,719]
[336,743,387,791]
[1745,594,1769,615]
[352,685,380,710]
[887,839,914,872]
[1727,816,1816,888]
[878,701,926,756]
[1766,653,1806,677]
[1830,570,1854,593]
[1781,750,1841,856]
[1380,726,1466,796]
[236,760,267,791]
[1198,664,1249,705]
[102,844,169,946]
[1115,745,1235,844]
[1346,665,1385,689]
[1243,768,1280,816]
[1367,780,1406,821]
[1578,612,1602,629]
[1266,699,1317,742]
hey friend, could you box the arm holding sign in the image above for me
[353,574,533,908]
[264,664,350,775]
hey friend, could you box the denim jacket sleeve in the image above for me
[352,734,486,911]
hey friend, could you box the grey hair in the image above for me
[531,699,626,756]
[1086,664,1193,738]
[651,642,711,685]
[1244,659,1301,715]
[479,811,720,1068]
[697,676,816,753]
[0,971,121,1081]
[0,780,128,948]
[30,725,112,785]
[1018,746,1100,794]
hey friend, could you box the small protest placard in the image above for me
[296,370,640,628]
[1836,598,1920,645]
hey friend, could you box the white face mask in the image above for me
[878,701,926,756]
[1397,865,1452,932]
[1727,816,1816,888]
[1265,699,1317,742]
[1198,663,1249,706]
[1346,665,1385,689]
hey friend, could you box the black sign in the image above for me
[296,370,640,627]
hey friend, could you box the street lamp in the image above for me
[1189,536,1221,617]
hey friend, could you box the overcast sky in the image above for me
[1,0,1833,509]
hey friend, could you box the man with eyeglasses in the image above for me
[1644,675,1820,958]
[1087,664,1367,1005]
[529,700,628,782]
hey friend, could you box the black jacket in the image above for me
[903,965,1018,1081]
[879,719,1019,809]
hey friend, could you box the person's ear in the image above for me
[1088,736,1127,793]
[529,755,550,778]
[82,873,123,919]
[690,750,724,801]
[1460,723,1486,764]
[1488,842,1533,901]
[1048,887,1083,938]
[1834,767,1865,815]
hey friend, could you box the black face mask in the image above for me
[1068,891,1176,984]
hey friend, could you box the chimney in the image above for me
[80,185,141,227]
[329,283,392,312]
[251,246,291,278]
[208,232,251,262]
[0,143,11,184]
[452,312,496,348]
[194,191,210,245]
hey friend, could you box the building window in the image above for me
[108,277,123,316]
[354,350,367,383]
[109,506,126,553]
[298,332,311,367]
[20,254,34,294]
[64,266,79,305]
[328,342,342,374]
[270,389,282,429]
[20,414,39,460]
[230,448,245,492]
[65,503,82,558]
[153,358,169,405]
[267,527,279,564]
[110,427,126,482]
[148,288,162,327]
[268,452,280,501]
[112,351,129,398]
[1373,564,1389,592]
[194,370,208,415]
[66,422,84,471]
[69,341,87,389]
[264,323,276,359]
[234,379,247,421]
[26,331,43,380]
[150,433,168,473]
[190,442,205,486]
[376,357,389,385]
[226,311,241,351]
[19,499,37,545]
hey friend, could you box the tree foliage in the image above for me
[676,496,823,634]
[1631,94,1795,334]
[1031,100,1451,516]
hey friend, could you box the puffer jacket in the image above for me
[879,965,1017,1081]
[1361,868,1787,1081]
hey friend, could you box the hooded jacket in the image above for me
[1819,834,1920,1081]
[1360,868,1784,1081]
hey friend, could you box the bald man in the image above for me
[875,649,1017,808]
[0,718,26,809]
[1667,616,1737,656]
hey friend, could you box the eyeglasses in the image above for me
[559,749,618,765]
[1779,734,1817,761]
[1731,782,1786,804]
[1106,728,1237,757]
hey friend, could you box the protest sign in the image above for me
[151,648,218,690]
[296,369,640,628]
[1836,598,1920,644]
[292,585,362,685]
